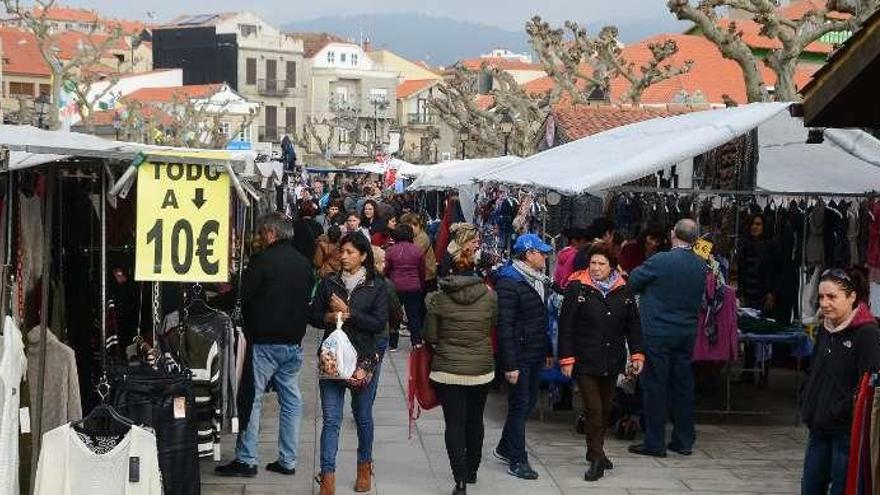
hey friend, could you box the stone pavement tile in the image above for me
[201,486,245,495]
[730,468,801,481]
[683,478,800,492]
[549,464,689,490]
[243,484,302,494]
[655,458,780,469]
[561,488,628,495]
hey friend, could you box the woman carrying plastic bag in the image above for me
[311,232,388,495]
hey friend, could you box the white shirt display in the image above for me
[34,424,163,495]
[0,316,27,495]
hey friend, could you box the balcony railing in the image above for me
[407,113,435,125]
[258,126,297,143]
[257,79,299,97]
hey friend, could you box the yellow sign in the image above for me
[693,238,714,261]
[135,156,230,282]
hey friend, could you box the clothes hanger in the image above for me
[184,284,217,318]
[72,375,133,437]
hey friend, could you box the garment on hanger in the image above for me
[26,326,82,439]
[0,317,26,495]
[34,424,162,495]
[694,272,738,362]
[805,199,826,266]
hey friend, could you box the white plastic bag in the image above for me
[319,314,358,380]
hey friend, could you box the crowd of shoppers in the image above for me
[213,176,879,495]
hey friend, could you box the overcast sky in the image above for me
[63,0,682,33]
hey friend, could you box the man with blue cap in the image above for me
[492,233,554,481]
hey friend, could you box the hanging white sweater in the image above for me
[34,424,162,495]
[0,316,26,495]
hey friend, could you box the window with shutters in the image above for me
[245,58,256,85]
[285,107,296,134]
[9,82,34,97]
[285,61,296,88]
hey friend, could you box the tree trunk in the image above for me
[765,54,800,102]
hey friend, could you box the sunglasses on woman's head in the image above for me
[821,268,852,283]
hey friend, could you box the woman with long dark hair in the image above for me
[361,200,382,235]
[311,233,389,495]
[800,268,880,495]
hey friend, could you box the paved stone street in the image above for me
[200,333,807,494]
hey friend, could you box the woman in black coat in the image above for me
[559,242,643,483]
[311,232,388,494]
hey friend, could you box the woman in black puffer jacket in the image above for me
[800,268,880,495]
[558,242,644,483]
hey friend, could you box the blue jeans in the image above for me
[319,339,387,473]
[497,363,541,464]
[235,344,304,469]
[801,430,850,495]
[641,334,696,452]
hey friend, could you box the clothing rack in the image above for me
[606,186,877,199]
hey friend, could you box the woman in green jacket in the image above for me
[424,239,497,495]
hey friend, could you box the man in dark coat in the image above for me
[216,212,314,478]
[493,234,554,480]
[627,219,707,458]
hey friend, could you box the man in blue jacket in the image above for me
[493,234,554,480]
[627,219,707,458]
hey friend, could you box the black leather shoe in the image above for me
[266,461,296,475]
[584,460,605,482]
[628,444,667,458]
[466,472,477,484]
[508,461,539,480]
[668,443,693,456]
[601,456,614,470]
[453,481,467,494]
[214,459,257,478]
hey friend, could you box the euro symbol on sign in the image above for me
[192,188,206,209]
[197,220,220,275]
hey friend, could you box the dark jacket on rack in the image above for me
[628,247,708,338]
[493,263,552,373]
[737,235,781,309]
[242,241,314,345]
[558,272,643,377]
[310,271,389,359]
[800,304,880,434]
[423,276,497,377]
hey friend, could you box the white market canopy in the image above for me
[0,124,251,170]
[350,158,424,177]
[408,156,523,191]
[478,103,795,195]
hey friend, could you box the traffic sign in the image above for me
[135,155,231,282]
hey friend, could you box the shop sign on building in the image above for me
[135,156,230,282]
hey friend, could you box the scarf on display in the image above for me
[342,267,367,295]
[513,259,551,301]
[592,271,620,298]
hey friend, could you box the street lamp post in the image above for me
[34,94,50,130]
[500,111,514,156]
[459,132,468,160]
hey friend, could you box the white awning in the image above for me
[478,103,793,195]
[0,124,251,170]
[408,156,523,190]
[350,158,425,177]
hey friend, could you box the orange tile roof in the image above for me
[91,106,173,127]
[475,94,495,110]
[0,27,51,77]
[124,84,223,104]
[460,57,544,71]
[31,5,99,23]
[524,33,817,105]
[289,32,354,58]
[550,104,693,141]
[52,30,129,60]
[396,79,438,100]
[779,0,849,21]
[717,18,835,54]
[101,18,150,35]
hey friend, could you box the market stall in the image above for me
[0,125,254,495]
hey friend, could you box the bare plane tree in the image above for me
[668,0,880,102]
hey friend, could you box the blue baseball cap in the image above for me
[512,233,553,255]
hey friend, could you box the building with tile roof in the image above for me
[153,12,305,146]
[523,33,817,106]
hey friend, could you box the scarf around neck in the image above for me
[513,259,550,301]
[592,271,620,298]
[341,267,367,294]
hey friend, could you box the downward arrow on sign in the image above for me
[192,188,207,209]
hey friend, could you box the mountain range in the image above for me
[284,13,687,67]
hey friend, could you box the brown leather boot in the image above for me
[354,462,372,492]
[316,472,335,495]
